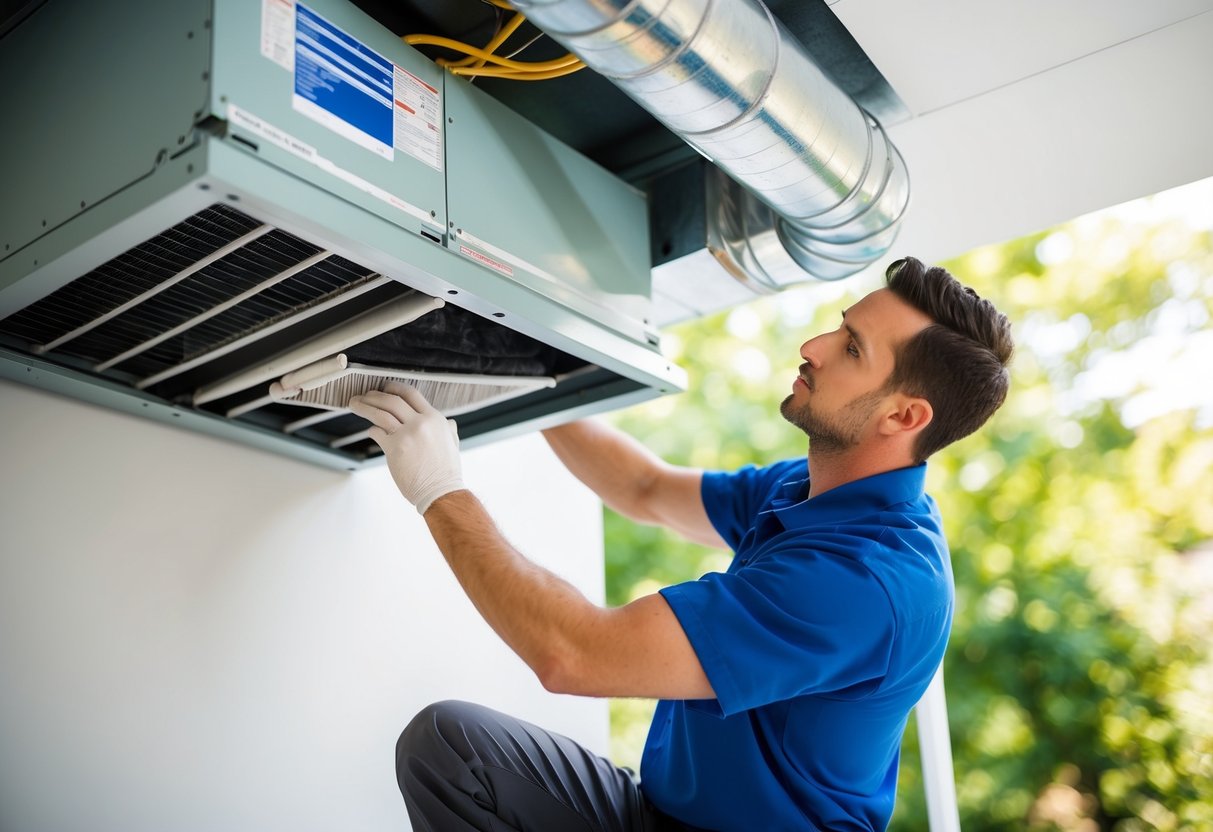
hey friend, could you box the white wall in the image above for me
[0,379,608,832]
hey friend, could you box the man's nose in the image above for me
[799,334,825,367]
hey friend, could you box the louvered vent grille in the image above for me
[117,245,378,381]
[1,206,264,355]
[0,205,379,383]
[0,203,583,460]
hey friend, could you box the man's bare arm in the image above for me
[347,387,718,700]
[543,420,726,549]
[425,490,716,701]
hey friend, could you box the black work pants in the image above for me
[396,700,697,832]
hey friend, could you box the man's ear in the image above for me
[879,394,933,437]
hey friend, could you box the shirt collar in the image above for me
[768,464,928,529]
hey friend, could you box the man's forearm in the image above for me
[422,489,600,690]
[422,489,717,701]
[542,420,667,522]
[544,421,724,548]
[350,385,716,699]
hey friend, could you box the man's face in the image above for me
[780,288,934,454]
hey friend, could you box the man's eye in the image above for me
[847,342,860,358]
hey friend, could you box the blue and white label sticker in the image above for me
[228,104,442,230]
[292,3,394,159]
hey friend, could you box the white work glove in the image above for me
[348,381,465,515]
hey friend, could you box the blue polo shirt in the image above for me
[641,459,953,831]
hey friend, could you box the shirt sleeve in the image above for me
[701,459,805,549]
[660,542,895,717]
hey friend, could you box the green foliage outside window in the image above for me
[604,184,1213,830]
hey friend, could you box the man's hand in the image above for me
[348,382,465,514]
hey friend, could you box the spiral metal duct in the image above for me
[512,0,910,286]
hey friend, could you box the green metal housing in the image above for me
[0,0,685,470]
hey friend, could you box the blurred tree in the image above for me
[603,183,1213,830]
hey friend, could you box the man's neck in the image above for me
[806,443,916,499]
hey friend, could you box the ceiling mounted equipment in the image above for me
[0,0,685,470]
[512,0,911,312]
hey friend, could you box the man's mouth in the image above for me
[796,364,814,392]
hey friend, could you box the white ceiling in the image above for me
[828,0,1213,271]
[833,0,1213,116]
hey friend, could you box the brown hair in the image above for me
[884,256,1014,462]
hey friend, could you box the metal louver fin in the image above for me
[32,224,275,355]
[94,250,335,372]
[192,293,446,406]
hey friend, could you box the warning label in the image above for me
[260,0,295,70]
[393,65,443,171]
[460,245,514,277]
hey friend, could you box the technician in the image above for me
[349,256,1014,831]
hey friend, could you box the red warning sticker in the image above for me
[459,245,514,277]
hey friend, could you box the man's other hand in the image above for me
[348,382,466,514]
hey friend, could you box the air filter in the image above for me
[249,353,557,449]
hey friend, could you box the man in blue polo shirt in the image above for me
[356,256,1014,830]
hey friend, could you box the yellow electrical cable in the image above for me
[472,11,526,69]
[403,34,582,72]
[439,54,478,68]
[448,62,585,81]
[404,0,586,81]
[438,12,523,69]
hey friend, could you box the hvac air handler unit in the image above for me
[0,0,685,470]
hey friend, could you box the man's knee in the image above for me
[397,698,497,771]
[397,699,475,766]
